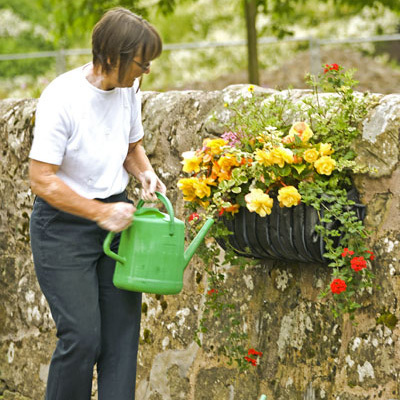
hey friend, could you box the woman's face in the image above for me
[118,55,151,87]
[101,55,151,90]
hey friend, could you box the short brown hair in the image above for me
[92,8,162,81]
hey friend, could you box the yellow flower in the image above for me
[319,143,334,156]
[245,188,274,217]
[288,121,313,142]
[193,179,211,199]
[202,152,213,164]
[203,138,228,155]
[303,148,319,163]
[248,85,254,92]
[217,154,240,170]
[255,149,273,166]
[177,178,197,201]
[277,186,301,207]
[198,199,210,208]
[181,151,202,173]
[314,156,336,175]
[269,147,294,168]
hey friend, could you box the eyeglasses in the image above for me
[132,59,151,72]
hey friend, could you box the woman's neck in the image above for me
[84,63,116,91]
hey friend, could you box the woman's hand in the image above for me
[123,141,166,201]
[96,202,135,232]
[139,170,166,201]
[30,160,134,228]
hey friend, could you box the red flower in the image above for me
[324,63,340,73]
[219,208,225,216]
[244,356,257,366]
[330,278,347,294]
[248,348,263,357]
[341,247,354,258]
[366,250,375,261]
[207,289,218,296]
[350,256,367,272]
[188,212,200,222]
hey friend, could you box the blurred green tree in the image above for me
[245,0,400,84]
[0,1,54,78]
[1,0,399,87]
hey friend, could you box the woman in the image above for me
[29,8,165,400]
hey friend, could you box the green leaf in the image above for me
[292,164,307,174]
[278,164,291,176]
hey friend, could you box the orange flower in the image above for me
[217,154,240,170]
[210,162,219,180]
[287,121,313,142]
[240,157,253,165]
[293,155,303,164]
[224,204,240,215]
[211,161,232,182]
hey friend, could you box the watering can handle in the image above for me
[136,191,175,236]
[103,192,175,262]
[103,231,126,264]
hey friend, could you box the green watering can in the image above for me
[103,192,214,295]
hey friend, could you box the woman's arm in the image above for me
[123,140,166,200]
[29,160,135,232]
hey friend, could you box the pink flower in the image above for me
[221,131,240,146]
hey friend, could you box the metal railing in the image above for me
[1,33,399,76]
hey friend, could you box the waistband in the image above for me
[35,191,130,206]
[95,191,129,203]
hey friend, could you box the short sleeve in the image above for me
[29,86,71,165]
[129,81,145,143]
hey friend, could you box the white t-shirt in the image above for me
[29,64,144,199]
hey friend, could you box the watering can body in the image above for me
[103,192,213,295]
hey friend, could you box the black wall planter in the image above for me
[217,190,365,264]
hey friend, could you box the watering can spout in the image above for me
[184,218,214,268]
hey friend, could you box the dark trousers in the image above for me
[30,192,142,400]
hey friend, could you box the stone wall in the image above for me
[0,87,399,400]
